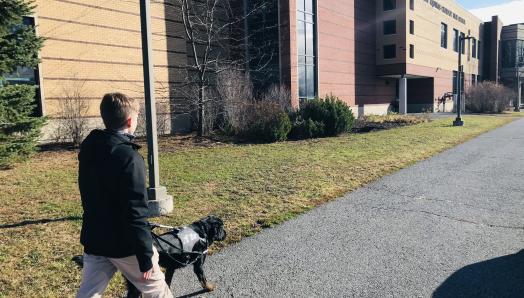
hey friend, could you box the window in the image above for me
[501,40,524,68]
[477,40,481,60]
[297,0,316,101]
[472,38,477,58]
[453,71,458,94]
[383,0,395,11]
[383,44,396,59]
[453,29,459,52]
[409,44,414,59]
[460,32,465,54]
[440,23,448,48]
[2,16,42,116]
[452,71,464,94]
[410,0,414,10]
[409,20,414,35]
[383,20,396,35]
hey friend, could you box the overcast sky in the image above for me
[458,0,524,25]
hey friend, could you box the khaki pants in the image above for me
[76,247,172,298]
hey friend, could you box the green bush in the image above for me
[0,85,45,168]
[291,94,354,139]
[289,116,325,139]
[243,101,292,142]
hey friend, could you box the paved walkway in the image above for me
[171,119,524,298]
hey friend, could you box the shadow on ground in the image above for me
[0,216,82,229]
[432,250,524,298]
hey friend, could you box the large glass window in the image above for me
[501,40,524,68]
[383,45,396,59]
[460,32,465,54]
[441,23,448,49]
[453,71,464,94]
[297,0,316,101]
[453,71,458,94]
[383,20,396,35]
[383,0,396,11]
[453,29,459,52]
[472,38,477,58]
[477,40,481,60]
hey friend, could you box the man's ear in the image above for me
[126,117,132,128]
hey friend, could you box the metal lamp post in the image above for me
[515,60,522,112]
[139,0,173,217]
[454,34,473,127]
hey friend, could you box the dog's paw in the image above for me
[72,255,84,268]
[203,282,216,292]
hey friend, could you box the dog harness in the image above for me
[149,223,208,267]
[177,227,204,252]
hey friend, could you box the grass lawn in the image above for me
[0,115,517,297]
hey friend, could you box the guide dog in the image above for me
[72,215,227,297]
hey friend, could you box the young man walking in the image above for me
[76,93,172,298]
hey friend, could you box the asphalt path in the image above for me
[170,118,524,298]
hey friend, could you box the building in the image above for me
[4,0,505,140]
[500,23,524,105]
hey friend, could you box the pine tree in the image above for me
[0,0,45,168]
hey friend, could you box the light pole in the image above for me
[139,0,173,217]
[454,34,473,127]
[515,59,522,112]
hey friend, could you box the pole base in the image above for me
[147,186,173,217]
[514,107,521,112]
[453,118,464,126]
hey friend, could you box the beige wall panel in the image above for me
[40,60,186,85]
[40,41,186,69]
[405,0,482,73]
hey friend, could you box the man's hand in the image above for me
[142,268,153,280]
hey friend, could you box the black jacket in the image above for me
[78,129,153,272]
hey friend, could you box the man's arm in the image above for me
[119,151,153,273]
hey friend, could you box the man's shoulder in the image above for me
[111,142,142,162]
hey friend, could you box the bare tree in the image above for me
[173,0,278,136]
[53,80,90,146]
[216,68,253,132]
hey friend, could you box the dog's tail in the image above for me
[72,255,84,268]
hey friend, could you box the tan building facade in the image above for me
[31,0,190,140]
[11,0,503,140]
[376,0,484,112]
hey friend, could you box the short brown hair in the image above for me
[100,93,139,130]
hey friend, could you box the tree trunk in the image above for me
[197,85,205,137]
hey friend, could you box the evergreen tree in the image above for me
[0,0,45,168]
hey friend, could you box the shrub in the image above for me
[291,94,354,139]
[0,85,45,168]
[465,81,514,113]
[53,80,89,146]
[289,117,325,139]
[244,101,292,142]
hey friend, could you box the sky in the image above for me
[458,0,524,24]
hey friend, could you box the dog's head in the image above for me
[195,215,227,243]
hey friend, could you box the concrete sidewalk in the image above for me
[171,119,524,298]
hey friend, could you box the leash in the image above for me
[149,223,208,267]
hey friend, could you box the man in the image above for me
[76,93,172,298]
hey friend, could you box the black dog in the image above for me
[72,215,227,297]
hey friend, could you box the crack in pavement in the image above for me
[364,205,524,231]
[365,185,523,216]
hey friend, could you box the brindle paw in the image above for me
[203,282,216,292]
